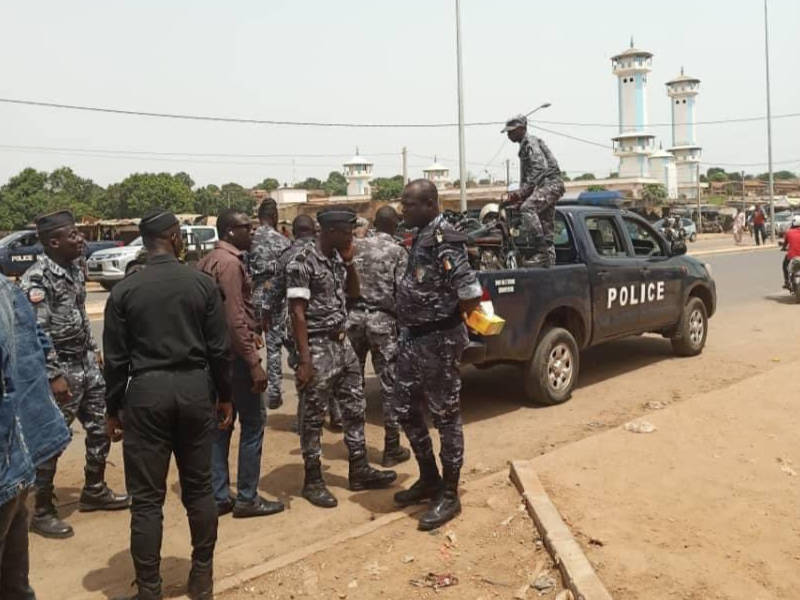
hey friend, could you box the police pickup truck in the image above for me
[465,201,716,405]
[0,230,121,277]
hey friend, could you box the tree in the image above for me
[219,183,256,214]
[609,171,619,178]
[478,178,491,185]
[255,178,279,192]
[706,167,726,179]
[561,172,571,182]
[709,172,728,182]
[174,172,195,190]
[642,183,668,205]
[775,170,797,180]
[371,175,405,202]
[323,171,347,196]
[103,173,195,218]
[586,185,608,192]
[574,173,596,181]
[295,177,322,190]
[193,184,221,215]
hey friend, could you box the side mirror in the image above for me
[671,240,687,256]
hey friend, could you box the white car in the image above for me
[87,225,218,289]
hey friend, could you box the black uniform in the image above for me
[104,253,231,598]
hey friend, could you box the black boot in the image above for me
[301,459,337,508]
[79,464,131,512]
[418,466,461,531]
[393,455,441,507]
[348,454,397,491]
[30,463,73,539]
[381,428,411,467]
[187,560,213,600]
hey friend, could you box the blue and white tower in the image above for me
[611,40,656,178]
[666,68,702,199]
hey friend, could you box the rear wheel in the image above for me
[671,297,708,357]
[523,327,579,406]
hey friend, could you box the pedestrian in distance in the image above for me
[393,179,482,531]
[20,210,129,540]
[249,199,292,410]
[752,204,767,246]
[287,209,397,508]
[0,274,71,599]
[103,209,234,600]
[504,114,565,267]
[198,209,285,519]
[346,205,411,467]
[732,210,746,245]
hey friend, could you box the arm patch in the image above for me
[28,287,46,304]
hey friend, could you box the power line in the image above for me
[1,96,798,129]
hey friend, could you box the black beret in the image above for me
[317,210,357,228]
[139,209,179,235]
[35,210,75,234]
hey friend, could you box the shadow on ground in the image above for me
[82,549,190,599]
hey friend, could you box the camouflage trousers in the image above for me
[345,308,400,432]
[46,350,110,477]
[520,180,565,265]
[265,313,294,405]
[299,336,367,462]
[394,324,468,471]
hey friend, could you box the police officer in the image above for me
[104,209,233,600]
[20,210,129,539]
[347,206,411,467]
[504,114,565,267]
[393,180,482,531]
[249,198,291,410]
[286,209,396,508]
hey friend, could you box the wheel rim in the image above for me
[547,343,574,393]
[688,309,705,346]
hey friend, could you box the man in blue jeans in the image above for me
[199,209,284,519]
[0,274,71,598]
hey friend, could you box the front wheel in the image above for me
[671,297,708,357]
[523,327,579,406]
[689,232,697,242]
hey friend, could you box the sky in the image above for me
[0,0,798,188]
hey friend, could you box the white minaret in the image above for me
[343,148,373,196]
[648,144,679,200]
[422,156,450,190]
[666,68,702,200]
[611,39,656,178]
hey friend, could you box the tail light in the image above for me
[114,241,124,247]
[479,286,495,317]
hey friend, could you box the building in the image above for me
[343,149,373,196]
[648,145,678,199]
[273,187,308,204]
[666,68,702,200]
[422,157,450,190]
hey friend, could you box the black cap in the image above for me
[139,209,179,235]
[35,210,75,234]
[317,210,357,228]
[501,114,527,133]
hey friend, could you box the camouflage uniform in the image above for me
[518,134,565,265]
[285,243,367,461]
[19,255,109,481]
[249,225,291,406]
[394,215,482,471]
[346,232,407,432]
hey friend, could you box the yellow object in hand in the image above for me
[466,307,505,336]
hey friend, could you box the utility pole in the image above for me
[455,0,467,212]
[402,146,408,184]
[741,170,746,212]
[505,159,510,190]
[696,162,702,232]
[764,0,776,240]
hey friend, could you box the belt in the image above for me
[406,314,463,339]
[308,328,347,342]
[348,299,396,318]
[132,363,207,377]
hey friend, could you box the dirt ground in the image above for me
[219,471,564,600]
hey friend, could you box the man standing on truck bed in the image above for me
[504,114,565,267]
[20,210,130,540]
[393,180,482,531]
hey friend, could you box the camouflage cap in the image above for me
[501,114,527,133]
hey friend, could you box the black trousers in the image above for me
[754,224,767,245]
[122,369,217,595]
[0,489,35,600]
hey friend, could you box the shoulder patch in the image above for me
[28,287,46,304]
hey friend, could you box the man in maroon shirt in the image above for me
[198,209,284,519]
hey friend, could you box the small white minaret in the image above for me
[343,148,373,196]
[422,156,450,190]
[611,39,656,178]
[666,68,702,200]
[648,143,678,200]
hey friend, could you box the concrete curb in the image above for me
[689,244,776,257]
[510,460,613,600]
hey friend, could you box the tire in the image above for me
[689,232,697,242]
[670,297,708,357]
[523,327,579,406]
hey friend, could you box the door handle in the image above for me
[596,270,609,279]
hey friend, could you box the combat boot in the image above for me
[30,464,74,539]
[79,464,131,512]
[381,428,411,467]
[393,455,441,507]
[418,466,461,531]
[348,455,397,491]
[187,560,213,600]
[301,459,338,508]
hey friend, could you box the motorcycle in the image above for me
[786,256,800,303]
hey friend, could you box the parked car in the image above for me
[0,230,121,277]
[87,225,218,289]
[772,211,797,237]
[652,218,698,242]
